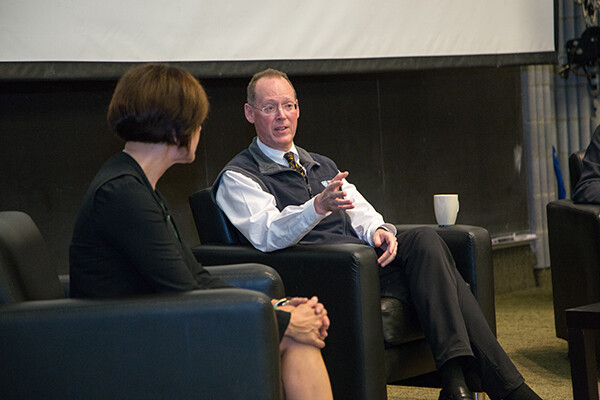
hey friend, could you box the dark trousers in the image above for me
[378,227,524,400]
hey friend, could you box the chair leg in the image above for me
[569,327,600,400]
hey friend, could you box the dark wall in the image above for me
[0,67,527,274]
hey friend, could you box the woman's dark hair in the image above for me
[107,64,209,148]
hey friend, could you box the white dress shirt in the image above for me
[215,138,396,252]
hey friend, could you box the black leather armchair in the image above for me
[190,188,496,400]
[0,211,285,400]
[548,150,600,341]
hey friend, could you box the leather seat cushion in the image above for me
[381,297,425,346]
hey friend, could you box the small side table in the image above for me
[566,303,600,400]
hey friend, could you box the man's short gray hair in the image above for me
[247,68,297,105]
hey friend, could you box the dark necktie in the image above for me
[283,151,307,182]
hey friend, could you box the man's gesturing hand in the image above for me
[314,171,355,215]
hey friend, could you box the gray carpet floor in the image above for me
[386,286,586,399]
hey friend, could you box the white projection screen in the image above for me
[0,0,557,79]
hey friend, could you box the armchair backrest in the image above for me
[189,188,244,245]
[0,211,64,303]
[569,149,586,191]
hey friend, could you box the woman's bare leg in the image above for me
[279,336,333,400]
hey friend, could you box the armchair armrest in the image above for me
[60,264,284,299]
[192,243,387,400]
[395,224,496,334]
[204,263,285,298]
[547,199,600,339]
[0,289,281,400]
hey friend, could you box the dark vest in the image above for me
[214,138,365,245]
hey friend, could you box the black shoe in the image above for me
[438,386,475,400]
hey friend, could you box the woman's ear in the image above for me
[171,129,180,146]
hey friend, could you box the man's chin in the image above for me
[265,136,294,151]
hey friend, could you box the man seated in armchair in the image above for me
[212,68,542,400]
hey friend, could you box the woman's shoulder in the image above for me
[91,153,146,187]
[97,173,146,195]
[89,174,162,228]
[90,154,153,206]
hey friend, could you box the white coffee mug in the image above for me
[433,194,459,226]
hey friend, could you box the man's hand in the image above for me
[373,228,398,267]
[283,296,330,348]
[313,171,355,215]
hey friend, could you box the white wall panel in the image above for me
[0,0,555,62]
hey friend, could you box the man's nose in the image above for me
[275,105,287,118]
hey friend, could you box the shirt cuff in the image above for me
[275,309,291,341]
[367,223,397,246]
[377,223,397,236]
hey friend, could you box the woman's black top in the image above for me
[69,152,289,336]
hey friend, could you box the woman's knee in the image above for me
[280,337,324,368]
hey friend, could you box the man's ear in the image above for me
[244,103,255,123]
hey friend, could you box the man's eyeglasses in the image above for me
[250,102,298,115]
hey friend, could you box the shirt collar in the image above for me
[256,137,299,167]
